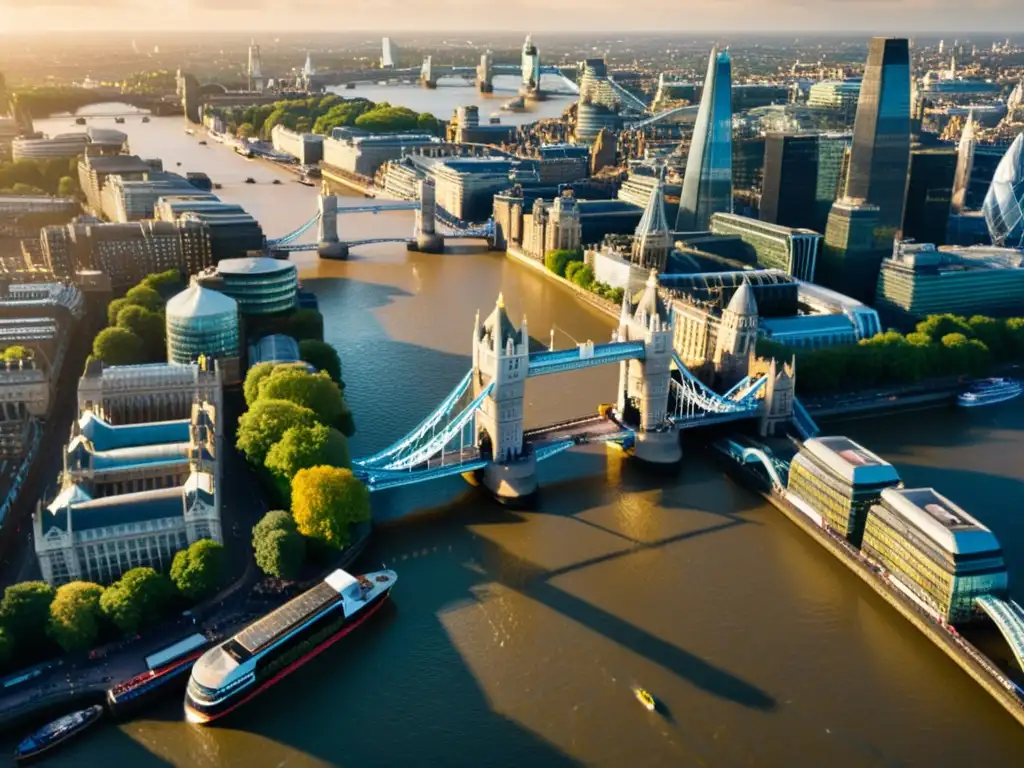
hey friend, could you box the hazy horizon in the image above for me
[1,0,1023,35]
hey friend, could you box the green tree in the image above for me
[170,540,226,601]
[106,297,130,325]
[252,511,305,580]
[968,315,1008,361]
[237,122,255,138]
[569,263,595,290]
[123,284,164,313]
[92,326,144,365]
[544,248,582,278]
[916,314,972,343]
[291,466,371,549]
[244,362,277,406]
[1,345,28,361]
[100,568,173,635]
[0,581,55,649]
[57,175,77,197]
[257,368,346,426]
[265,423,351,499]
[47,581,105,652]
[282,308,324,341]
[116,305,165,362]
[1005,317,1024,359]
[236,398,317,465]
[299,339,343,385]
[141,269,183,295]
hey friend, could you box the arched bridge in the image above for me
[974,596,1024,675]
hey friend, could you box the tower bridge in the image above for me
[266,179,493,258]
[348,272,802,500]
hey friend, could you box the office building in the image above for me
[77,359,222,425]
[101,173,204,222]
[40,219,213,291]
[841,38,912,235]
[11,133,89,161]
[676,47,733,231]
[575,101,621,144]
[760,132,851,233]
[982,134,1024,248]
[524,144,590,185]
[519,189,583,262]
[950,113,977,215]
[793,280,882,341]
[34,403,222,586]
[430,158,522,222]
[787,436,901,546]
[322,131,440,178]
[861,487,1008,623]
[165,285,240,384]
[709,213,821,281]
[807,79,862,121]
[902,148,956,246]
[618,173,681,216]
[177,211,264,263]
[270,125,324,165]
[194,256,298,316]
[876,240,1024,319]
[818,198,886,304]
[77,154,151,216]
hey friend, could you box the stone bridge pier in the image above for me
[420,56,437,89]
[317,191,347,259]
[415,180,445,253]
[472,296,535,504]
[477,52,494,93]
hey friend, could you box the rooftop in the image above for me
[166,285,238,319]
[78,411,190,451]
[801,436,901,486]
[880,487,1001,556]
[215,257,295,276]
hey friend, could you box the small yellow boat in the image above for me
[633,687,656,711]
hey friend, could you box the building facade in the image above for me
[631,179,672,272]
[818,198,886,304]
[165,286,240,384]
[861,487,1008,624]
[982,133,1024,248]
[787,436,901,546]
[77,360,223,425]
[322,132,439,178]
[902,148,956,246]
[710,213,821,281]
[194,256,298,316]
[271,125,324,165]
[760,132,851,234]
[676,47,733,231]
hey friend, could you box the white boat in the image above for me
[957,378,1023,408]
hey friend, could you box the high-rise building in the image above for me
[842,38,912,235]
[950,113,976,214]
[901,148,956,246]
[710,213,821,281]
[818,198,886,303]
[982,133,1024,248]
[760,132,851,233]
[676,47,733,232]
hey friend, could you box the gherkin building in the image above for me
[983,133,1024,247]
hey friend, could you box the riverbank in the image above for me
[506,246,619,320]
[713,444,1024,730]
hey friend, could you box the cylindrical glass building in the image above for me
[165,284,240,365]
[200,257,299,316]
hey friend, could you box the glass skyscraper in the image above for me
[982,133,1024,248]
[676,47,732,232]
[902,148,956,246]
[761,132,851,234]
[844,37,912,234]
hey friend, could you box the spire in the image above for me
[635,178,670,238]
[496,292,505,309]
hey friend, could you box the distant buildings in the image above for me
[676,47,733,231]
[11,127,126,162]
[40,219,213,291]
[818,198,886,303]
[194,256,298,316]
[77,154,152,216]
[806,79,862,121]
[431,157,525,222]
[902,148,956,246]
[322,130,441,178]
[875,240,1024,319]
[517,188,583,261]
[165,285,241,384]
[709,213,821,282]
[271,125,323,166]
[760,132,850,234]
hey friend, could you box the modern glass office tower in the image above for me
[902,148,956,246]
[861,487,1008,623]
[760,132,851,234]
[675,47,733,232]
[844,37,912,234]
[982,133,1024,248]
[787,436,901,547]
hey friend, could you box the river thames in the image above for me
[26,107,1024,766]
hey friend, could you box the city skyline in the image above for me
[2,1,1024,34]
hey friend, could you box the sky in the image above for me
[1,0,1023,34]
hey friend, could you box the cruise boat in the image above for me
[14,705,103,763]
[957,378,1022,408]
[107,633,211,718]
[184,568,396,725]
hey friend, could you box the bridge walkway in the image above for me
[975,596,1024,674]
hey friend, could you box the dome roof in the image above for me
[216,256,295,276]
[982,133,1024,248]
[166,284,237,319]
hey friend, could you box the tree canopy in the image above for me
[0,581,55,650]
[122,284,164,313]
[100,568,173,635]
[47,581,105,652]
[299,339,343,385]
[257,368,347,427]
[170,539,226,601]
[92,326,144,366]
[244,362,277,406]
[236,398,318,465]
[141,269,184,296]
[265,423,351,500]
[544,248,583,278]
[291,466,371,549]
[1,345,28,362]
[116,305,165,363]
[0,627,13,669]
[252,511,305,580]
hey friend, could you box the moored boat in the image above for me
[14,705,103,763]
[107,633,211,718]
[184,568,396,725]
[957,378,1022,408]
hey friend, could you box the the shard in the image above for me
[675,47,733,231]
[983,133,1024,248]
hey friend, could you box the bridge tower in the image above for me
[317,188,346,259]
[749,353,796,437]
[477,52,494,93]
[415,180,445,253]
[521,34,542,98]
[615,270,681,464]
[421,56,437,89]
[472,295,536,503]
